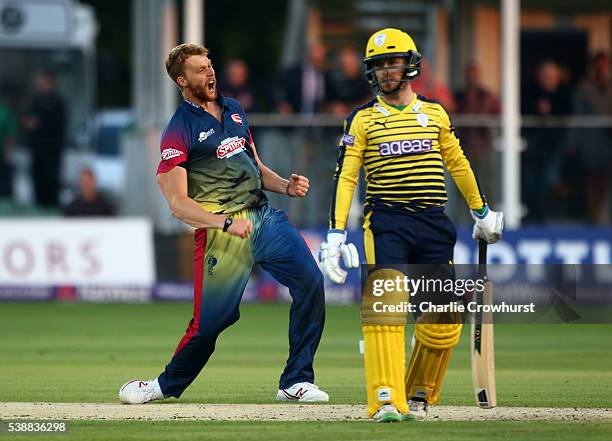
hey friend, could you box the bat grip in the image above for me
[478,239,488,278]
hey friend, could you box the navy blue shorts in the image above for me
[363,207,457,265]
[363,207,458,314]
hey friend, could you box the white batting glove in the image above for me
[471,205,504,244]
[318,230,360,284]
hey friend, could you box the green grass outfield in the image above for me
[1,302,611,440]
[2,421,612,441]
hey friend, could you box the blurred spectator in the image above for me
[0,90,17,200]
[522,60,572,223]
[523,61,572,116]
[572,51,612,224]
[327,46,371,115]
[276,42,330,114]
[411,59,456,112]
[455,64,500,202]
[64,168,116,217]
[456,63,500,145]
[220,59,257,113]
[22,71,67,208]
[272,43,331,224]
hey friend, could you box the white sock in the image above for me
[151,378,164,399]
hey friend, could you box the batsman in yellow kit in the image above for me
[318,28,504,422]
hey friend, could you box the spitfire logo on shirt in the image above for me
[161,148,184,161]
[217,136,246,159]
[231,113,243,125]
[379,139,433,156]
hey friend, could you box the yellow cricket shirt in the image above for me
[329,94,485,230]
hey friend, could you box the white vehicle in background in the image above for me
[0,0,98,207]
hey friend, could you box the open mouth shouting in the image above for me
[188,76,217,102]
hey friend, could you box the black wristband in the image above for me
[222,217,233,232]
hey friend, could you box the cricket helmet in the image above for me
[363,28,422,95]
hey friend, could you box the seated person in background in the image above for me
[64,168,116,217]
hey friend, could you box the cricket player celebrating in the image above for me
[119,44,328,404]
[319,29,503,422]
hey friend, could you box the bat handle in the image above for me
[479,239,488,263]
[478,239,488,278]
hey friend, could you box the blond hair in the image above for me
[165,43,209,85]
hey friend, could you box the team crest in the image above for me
[231,113,243,125]
[417,113,429,128]
[374,33,386,47]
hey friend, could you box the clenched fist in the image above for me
[286,174,309,198]
[227,218,253,239]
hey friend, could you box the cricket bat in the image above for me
[471,239,497,408]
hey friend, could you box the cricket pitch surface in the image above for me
[1,403,611,422]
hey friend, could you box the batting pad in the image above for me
[405,314,462,405]
[363,325,409,417]
[361,268,409,326]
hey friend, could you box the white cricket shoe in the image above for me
[373,404,403,423]
[276,382,329,402]
[119,379,164,404]
[408,397,428,420]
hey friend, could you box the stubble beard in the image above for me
[379,77,404,95]
[186,81,217,103]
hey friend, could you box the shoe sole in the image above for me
[275,397,329,403]
[276,390,329,403]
